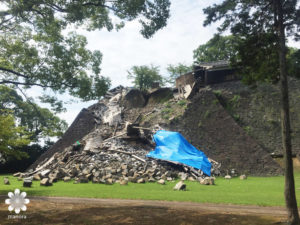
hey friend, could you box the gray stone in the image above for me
[40,169,51,177]
[49,173,58,182]
[188,177,195,181]
[23,179,32,188]
[121,164,128,170]
[120,179,128,185]
[200,177,215,185]
[106,178,113,185]
[137,178,145,183]
[40,178,52,186]
[157,179,165,185]
[92,177,99,183]
[240,174,247,180]
[179,172,188,181]
[225,175,232,179]
[4,177,10,185]
[63,176,71,182]
[33,173,41,181]
[128,176,138,183]
[78,177,89,183]
[13,172,21,177]
[148,177,156,182]
[82,168,90,175]
[173,181,186,191]
[123,89,146,108]
[58,168,69,178]
[99,179,106,184]
[104,174,112,179]
[93,171,100,178]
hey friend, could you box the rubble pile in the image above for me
[20,139,211,185]
[19,86,220,186]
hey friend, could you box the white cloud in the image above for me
[77,0,220,87]
[55,1,221,126]
[31,0,300,127]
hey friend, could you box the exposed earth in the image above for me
[0,196,289,225]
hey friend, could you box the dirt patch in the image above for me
[0,197,287,225]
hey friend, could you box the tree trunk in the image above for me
[276,1,300,224]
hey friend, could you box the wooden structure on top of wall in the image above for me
[176,61,239,98]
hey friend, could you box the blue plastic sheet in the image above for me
[146,130,211,176]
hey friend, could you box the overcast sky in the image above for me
[29,0,300,126]
[52,0,223,125]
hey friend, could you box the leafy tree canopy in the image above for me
[0,85,67,143]
[193,35,300,85]
[127,65,164,90]
[166,63,192,85]
[0,111,30,163]
[193,34,238,63]
[203,0,300,85]
[0,0,171,103]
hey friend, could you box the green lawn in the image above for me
[1,173,300,207]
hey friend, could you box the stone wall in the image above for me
[169,90,282,176]
[210,78,300,155]
[27,108,96,170]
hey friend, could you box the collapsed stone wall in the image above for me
[28,108,97,170]
[28,84,285,177]
[24,87,215,185]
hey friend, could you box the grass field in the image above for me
[1,173,300,207]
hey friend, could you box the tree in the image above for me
[127,65,164,90]
[193,34,300,84]
[0,85,68,143]
[0,0,170,104]
[166,63,192,85]
[287,47,300,79]
[193,34,238,63]
[203,1,300,224]
[0,111,30,163]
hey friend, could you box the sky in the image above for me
[26,0,300,127]
[53,0,223,126]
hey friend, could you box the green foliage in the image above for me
[204,110,211,119]
[287,47,300,79]
[230,95,240,108]
[232,33,280,84]
[177,100,187,107]
[213,90,223,97]
[212,99,219,105]
[243,126,251,134]
[0,111,30,162]
[193,34,238,63]
[0,85,67,143]
[0,0,171,104]
[127,65,164,90]
[166,63,192,85]
[203,0,300,85]
[161,107,173,120]
[193,34,299,85]
[232,114,240,122]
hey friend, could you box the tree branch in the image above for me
[0,67,30,79]
[0,80,56,88]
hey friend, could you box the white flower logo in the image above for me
[5,189,30,214]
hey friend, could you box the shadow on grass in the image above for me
[0,204,284,225]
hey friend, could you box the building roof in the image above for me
[196,60,230,70]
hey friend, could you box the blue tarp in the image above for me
[146,130,211,176]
